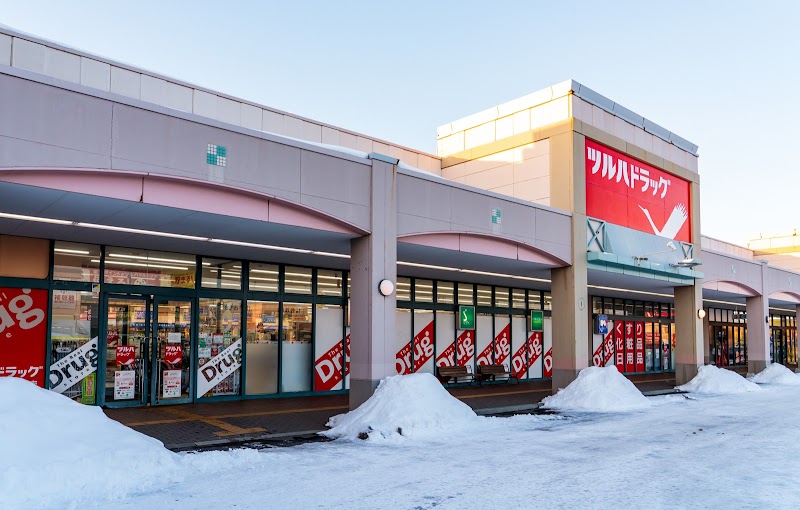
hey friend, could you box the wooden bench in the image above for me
[437,365,475,385]
[476,364,519,385]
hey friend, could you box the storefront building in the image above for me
[1,27,800,410]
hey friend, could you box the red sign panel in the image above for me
[624,321,635,373]
[164,345,182,365]
[586,139,691,243]
[614,321,625,372]
[116,345,136,367]
[493,323,511,367]
[412,321,435,373]
[635,322,645,372]
[0,288,48,387]
[456,330,475,367]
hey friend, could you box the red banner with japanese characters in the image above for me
[635,322,645,372]
[614,321,625,372]
[164,344,182,366]
[624,321,635,373]
[0,288,48,387]
[586,139,691,242]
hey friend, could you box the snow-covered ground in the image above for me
[5,367,800,510]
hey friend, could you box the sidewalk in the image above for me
[105,376,676,450]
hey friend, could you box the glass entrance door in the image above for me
[151,298,193,405]
[104,295,150,407]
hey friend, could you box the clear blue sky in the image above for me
[2,0,798,246]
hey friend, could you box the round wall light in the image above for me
[697,309,706,319]
[379,279,394,296]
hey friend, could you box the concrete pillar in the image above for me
[674,283,704,385]
[349,155,398,410]
[702,310,711,365]
[746,262,770,376]
[550,212,590,392]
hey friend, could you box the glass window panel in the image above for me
[284,266,312,295]
[103,248,196,288]
[634,302,645,317]
[53,242,100,282]
[245,300,279,395]
[543,292,552,311]
[314,304,345,390]
[50,291,100,404]
[281,302,313,392]
[457,283,474,305]
[415,279,433,303]
[249,263,279,292]
[437,282,455,304]
[477,285,492,306]
[396,277,411,301]
[197,299,242,397]
[495,287,509,308]
[317,270,343,297]
[513,289,527,310]
[529,291,542,311]
[625,301,634,317]
[201,258,242,290]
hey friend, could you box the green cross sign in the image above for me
[207,144,227,166]
[458,305,475,330]
[530,310,543,332]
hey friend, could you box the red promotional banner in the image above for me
[395,341,412,375]
[512,341,527,379]
[456,330,475,366]
[635,322,645,372]
[614,321,625,372]
[493,323,511,367]
[476,340,493,366]
[526,331,543,372]
[593,327,615,367]
[624,321,635,373]
[164,345,182,365]
[436,341,455,367]
[314,334,349,392]
[543,348,553,378]
[0,287,48,387]
[116,345,136,367]
[586,139,691,243]
[412,321,435,373]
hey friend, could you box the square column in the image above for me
[746,261,770,375]
[674,283,704,385]
[550,213,589,392]
[349,156,397,410]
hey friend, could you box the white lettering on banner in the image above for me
[587,146,671,198]
[49,337,99,394]
[196,338,242,396]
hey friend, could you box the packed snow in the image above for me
[749,363,800,385]
[322,373,479,440]
[0,378,178,509]
[541,365,652,412]
[8,370,800,509]
[676,364,762,394]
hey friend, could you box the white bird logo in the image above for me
[639,203,688,240]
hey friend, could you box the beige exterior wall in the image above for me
[0,28,442,176]
[748,232,800,271]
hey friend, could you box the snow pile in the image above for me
[748,363,800,385]
[677,365,762,394]
[0,378,178,509]
[322,373,479,440]
[541,366,652,412]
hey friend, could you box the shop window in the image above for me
[284,266,312,295]
[645,302,654,317]
[543,292,552,311]
[249,263,279,292]
[314,304,345,391]
[457,283,474,305]
[634,302,645,317]
[396,277,411,301]
[529,291,542,311]
[512,289,526,310]
[317,270,343,297]
[591,296,603,314]
[415,279,433,303]
[201,258,241,290]
[50,290,99,404]
[103,248,196,288]
[245,301,279,395]
[625,301,634,317]
[197,299,242,397]
[281,302,312,392]
[53,242,100,283]
[437,282,455,304]
[476,285,491,306]
[495,287,509,308]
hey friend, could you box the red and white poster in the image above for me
[412,312,435,374]
[592,322,616,368]
[395,309,413,375]
[542,318,553,378]
[455,329,475,368]
[475,315,493,367]
[586,138,691,243]
[493,318,511,369]
[435,311,456,368]
[511,316,527,379]
[0,287,48,387]
[526,331,544,378]
[116,345,136,367]
[614,321,625,372]
[314,306,346,391]
[635,322,645,372]
[164,344,182,366]
[624,321,635,373]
